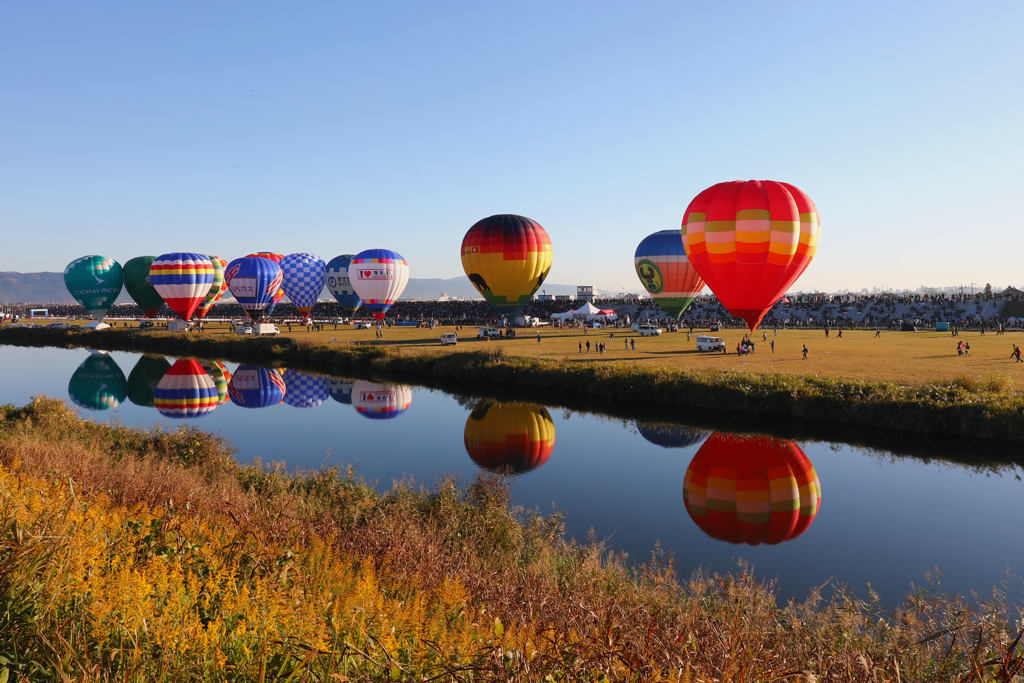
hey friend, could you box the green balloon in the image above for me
[64,255,124,321]
[123,256,166,318]
[68,354,128,411]
[127,355,172,407]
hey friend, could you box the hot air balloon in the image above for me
[225,257,283,322]
[634,230,705,319]
[635,422,707,449]
[149,253,215,322]
[246,253,286,314]
[194,256,228,320]
[682,432,821,546]
[464,400,555,474]
[282,369,329,408]
[153,359,219,418]
[352,381,411,419]
[324,255,363,317]
[199,360,232,404]
[68,354,127,411]
[63,256,124,321]
[349,250,410,320]
[280,253,326,318]
[682,180,821,330]
[127,355,172,407]
[327,378,355,404]
[461,214,553,324]
[122,256,165,318]
[228,365,286,409]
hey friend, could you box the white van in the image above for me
[695,335,725,351]
[478,327,502,339]
[635,323,662,337]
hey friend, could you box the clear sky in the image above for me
[1,1,1021,293]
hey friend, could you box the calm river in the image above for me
[2,344,1022,606]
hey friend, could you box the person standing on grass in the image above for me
[625,338,629,350]
[771,340,775,353]
[586,340,591,353]
[631,338,636,351]
[964,341,971,356]
[579,341,582,353]
[957,341,964,356]
[802,345,808,360]
[537,331,541,344]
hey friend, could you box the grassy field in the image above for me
[2,396,1023,681]
[56,319,1024,389]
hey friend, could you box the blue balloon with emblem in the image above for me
[228,365,286,409]
[327,378,355,405]
[324,254,363,316]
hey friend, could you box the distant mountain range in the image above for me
[0,272,600,304]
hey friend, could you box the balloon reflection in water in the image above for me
[228,366,286,409]
[199,361,232,405]
[352,381,411,420]
[127,355,172,407]
[327,378,355,405]
[153,360,219,418]
[464,400,555,474]
[283,370,328,408]
[635,421,707,449]
[682,432,821,545]
[68,354,127,411]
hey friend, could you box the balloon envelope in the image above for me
[352,381,411,419]
[324,254,363,316]
[682,180,821,330]
[246,253,286,312]
[682,432,821,546]
[228,365,286,409]
[68,354,127,411]
[464,400,555,474]
[327,378,355,404]
[225,257,283,322]
[282,369,328,408]
[149,253,215,321]
[636,422,707,449]
[154,359,219,418]
[349,250,409,320]
[64,255,124,321]
[280,253,326,316]
[122,256,165,318]
[194,256,228,319]
[199,360,232,404]
[461,214,553,324]
[126,355,172,407]
[634,230,704,319]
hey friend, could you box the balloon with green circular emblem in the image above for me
[633,230,705,319]
[68,354,128,411]
[123,256,166,318]
[64,255,124,321]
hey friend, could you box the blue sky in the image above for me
[1,1,1021,292]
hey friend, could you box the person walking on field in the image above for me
[875,328,881,338]
[802,345,808,360]
[837,329,843,338]
[770,340,775,353]
[964,341,971,356]
[1013,345,1023,362]
[625,338,629,351]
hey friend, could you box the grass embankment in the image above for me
[5,325,1024,442]
[2,397,1024,681]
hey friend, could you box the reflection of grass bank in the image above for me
[2,396,1023,681]
[4,326,1024,441]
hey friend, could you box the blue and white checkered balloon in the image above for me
[280,253,326,314]
[283,369,329,408]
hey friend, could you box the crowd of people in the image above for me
[2,290,1023,332]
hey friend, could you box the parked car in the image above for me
[709,323,721,332]
[47,322,69,329]
[138,321,155,329]
[354,321,373,330]
[234,325,254,335]
[695,335,726,352]
[440,332,458,346]
[635,323,663,337]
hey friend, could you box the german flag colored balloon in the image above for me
[682,181,820,330]
[682,432,821,546]
[464,400,555,474]
[461,214,553,324]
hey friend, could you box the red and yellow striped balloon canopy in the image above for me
[463,399,555,474]
[682,180,820,330]
[682,432,821,546]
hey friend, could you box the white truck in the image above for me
[235,323,280,336]
[478,327,502,339]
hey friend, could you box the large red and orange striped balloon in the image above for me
[682,432,821,546]
[682,180,820,330]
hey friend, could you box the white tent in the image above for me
[550,302,603,322]
[82,321,111,330]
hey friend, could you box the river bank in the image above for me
[3,326,1024,442]
[1,395,1020,681]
